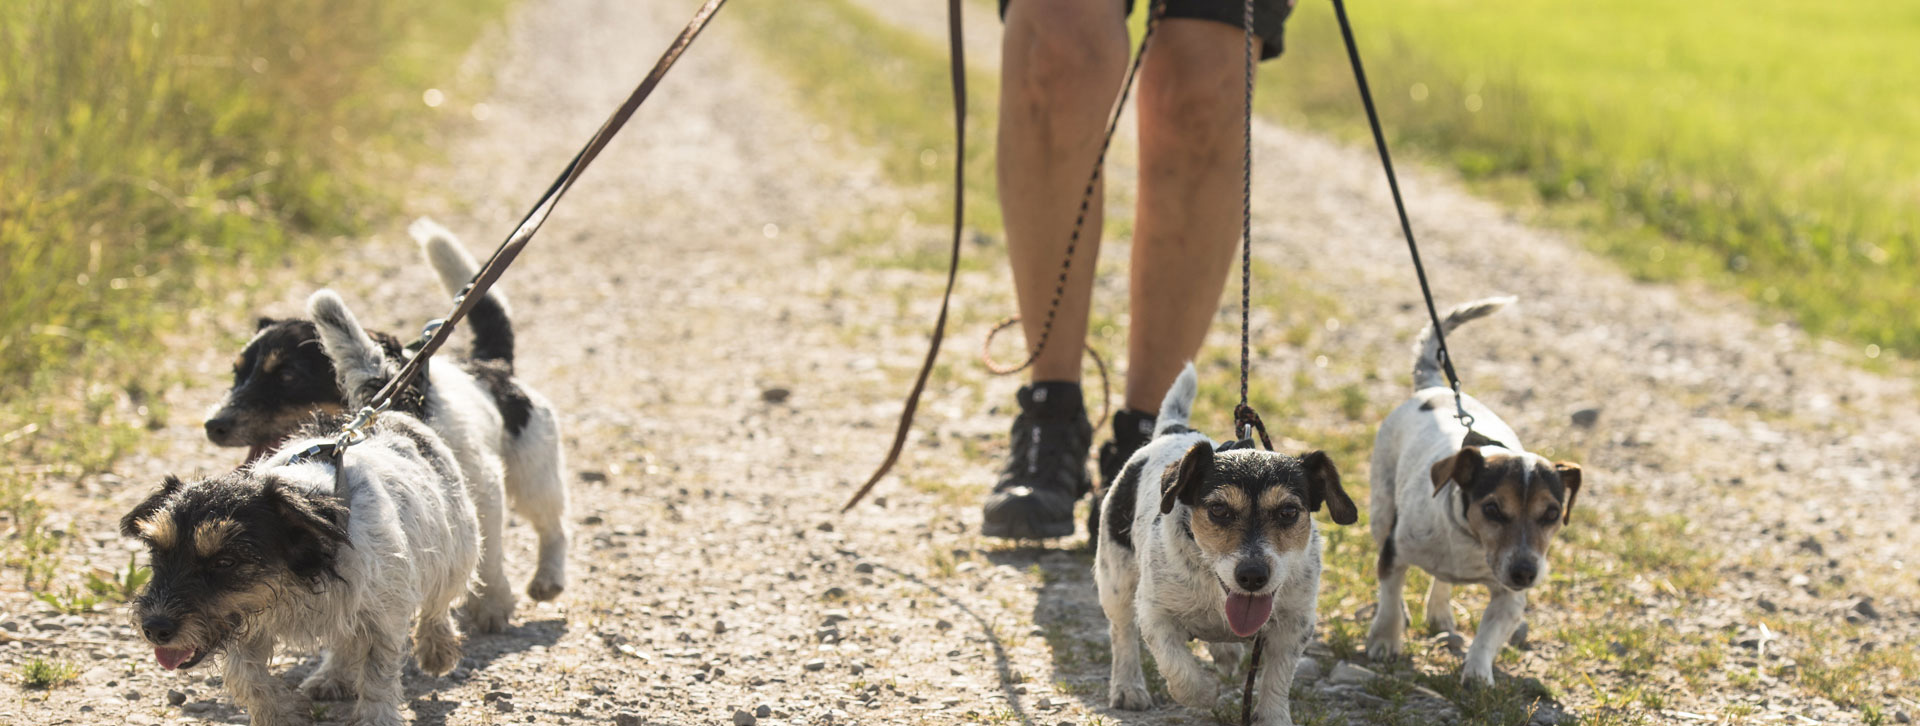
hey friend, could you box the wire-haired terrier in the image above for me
[123,411,479,726]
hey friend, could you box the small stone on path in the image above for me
[733,709,757,726]
[1328,661,1376,685]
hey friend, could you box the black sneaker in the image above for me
[981,382,1092,540]
[1087,408,1156,543]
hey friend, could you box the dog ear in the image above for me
[1430,446,1485,496]
[1159,443,1214,515]
[120,475,185,539]
[256,317,276,331]
[1301,451,1357,525]
[264,478,350,581]
[1554,461,1582,525]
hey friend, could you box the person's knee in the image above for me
[1139,21,1245,158]
[1003,1,1129,116]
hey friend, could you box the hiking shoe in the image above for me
[1088,408,1157,543]
[981,382,1092,540]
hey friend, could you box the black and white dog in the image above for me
[1095,364,1358,725]
[204,219,569,631]
[1364,297,1585,684]
[124,412,478,726]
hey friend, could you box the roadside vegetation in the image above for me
[1262,0,1919,360]
[0,0,506,628]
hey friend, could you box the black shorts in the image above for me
[999,0,1295,60]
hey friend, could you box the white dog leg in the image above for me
[1100,565,1151,710]
[506,412,569,602]
[1251,612,1312,726]
[1424,579,1455,634]
[1365,560,1411,661]
[350,613,411,726]
[1463,589,1527,684]
[1143,616,1217,709]
[225,635,311,726]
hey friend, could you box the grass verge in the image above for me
[1260,0,1918,360]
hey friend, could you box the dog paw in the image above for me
[1364,631,1404,662]
[526,575,565,602]
[1164,670,1219,710]
[299,671,356,701]
[458,598,513,634]
[346,701,404,726]
[1109,680,1153,710]
[412,627,464,676]
[1460,661,1497,687]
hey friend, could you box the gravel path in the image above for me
[3,0,1915,724]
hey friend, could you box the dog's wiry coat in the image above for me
[203,218,571,631]
[124,413,478,726]
[1365,297,1585,684]
[1095,364,1357,725]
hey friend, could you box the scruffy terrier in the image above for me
[1365,297,1585,684]
[1095,363,1358,725]
[203,218,570,631]
[123,411,479,726]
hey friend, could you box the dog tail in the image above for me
[1413,296,1515,391]
[411,217,515,367]
[307,289,389,407]
[1154,362,1200,436]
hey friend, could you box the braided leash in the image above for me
[302,0,731,480]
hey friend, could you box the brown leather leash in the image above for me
[310,0,730,467]
[843,0,1168,513]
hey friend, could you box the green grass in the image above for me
[0,0,509,471]
[17,657,79,690]
[1262,0,1919,357]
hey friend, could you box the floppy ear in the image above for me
[264,478,350,581]
[256,316,276,331]
[1159,443,1214,515]
[1301,451,1357,525]
[1430,446,1485,496]
[120,476,185,538]
[1554,461,1583,525]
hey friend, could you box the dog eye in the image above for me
[1481,501,1509,523]
[1206,502,1234,524]
[1274,504,1301,526]
[213,556,238,569]
[1538,507,1561,525]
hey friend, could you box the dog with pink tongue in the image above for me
[1094,364,1358,725]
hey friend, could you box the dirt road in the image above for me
[5,0,1915,724]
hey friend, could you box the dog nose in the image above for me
[204,417,234,442]
[1233,560,1270,592]
[142,616,177,643]
[1508,559,1539,588]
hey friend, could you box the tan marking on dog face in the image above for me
[193,519,241,558]
[260,350,284,374]
[1464,454,1566,560]
[231,353,247,373]
[137,516,177,549]
[1190,487,1250,556]
[1256,487,1312,555]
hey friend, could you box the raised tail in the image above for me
[410,217,515,366]
[1412,296,1515,390]
[1154,362,1200,436]
[307,290,389,407]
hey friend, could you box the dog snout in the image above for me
[141,615,177,644]
[1233,560,1270,592]
[1507,558,1539,588]
[204,416,236,443]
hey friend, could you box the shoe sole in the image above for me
[981,518,1075,540]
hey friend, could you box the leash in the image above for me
[1328,0,1476,434]
[844,0,1166,512]
[305,0,731,480]
[1225,2,1269,723]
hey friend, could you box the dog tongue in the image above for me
[154,646,194,670]
[1224,593,1274,638]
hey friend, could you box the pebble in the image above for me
[1894,710,1910,724]
[1853,598,1880,620]
[803,659,827,672]
[1570,407,1601,427]
[1292,657,1323,683]
[762,387,791,404]
[166,690,186,706]
[733,709,757,726]
[1327,661,1376,685]
[822,586,847,599]
[579,471,609,483]
[613,713,642,726]
[755,705,772,718]
[1757,597,1777,613]
[854,562,875,574]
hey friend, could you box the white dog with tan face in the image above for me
[1095,364,1358,725]
[1365,297,1585,684]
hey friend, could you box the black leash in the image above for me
[1329,0,1475,432]
[845,0,1167,512]
[316,0,731,470]
[1230,2,1268,724]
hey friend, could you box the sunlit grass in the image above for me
[0,0,507,470]
[1263,0,1920,357]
